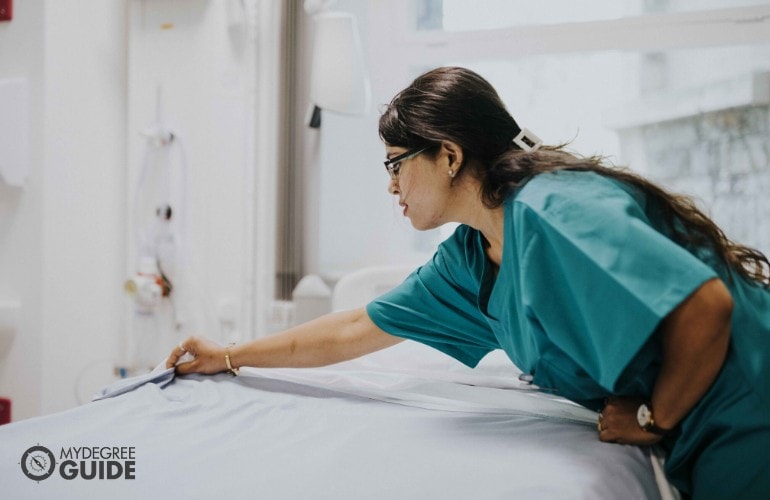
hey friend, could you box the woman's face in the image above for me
[385,145,454,231]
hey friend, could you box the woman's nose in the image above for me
[388,178,399,195]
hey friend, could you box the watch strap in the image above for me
[643,421,672,436]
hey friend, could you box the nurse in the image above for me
[167,67,770,498]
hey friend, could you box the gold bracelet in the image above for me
[225,343,239,376]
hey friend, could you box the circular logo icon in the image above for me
[20,445,56,482]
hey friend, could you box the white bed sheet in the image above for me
[0,342,678,499]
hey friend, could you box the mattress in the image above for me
[0,342,677,499]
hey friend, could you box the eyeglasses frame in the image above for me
[383,146,430,180]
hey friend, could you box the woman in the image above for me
[167,67,770,498]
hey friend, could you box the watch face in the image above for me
[637,404,651,428]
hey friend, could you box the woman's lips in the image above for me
[400,202,408,216]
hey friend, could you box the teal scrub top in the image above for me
[366,170,770,497]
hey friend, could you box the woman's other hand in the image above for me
[598,396,664,446]
[165,336,228,375]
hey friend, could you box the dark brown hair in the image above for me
[379,66,770,286]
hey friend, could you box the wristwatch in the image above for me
[636,403,672,436]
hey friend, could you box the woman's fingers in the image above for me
[174,356,199,375]
[598,396,662,446]
[164,336,228,375]
[165,336,198,369]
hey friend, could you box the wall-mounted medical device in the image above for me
[125,126,183,315]
[125,255,173,314]
[122,89,190,373]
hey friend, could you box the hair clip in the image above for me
[512,128,543,152]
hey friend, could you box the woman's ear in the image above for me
[440,140,464,176]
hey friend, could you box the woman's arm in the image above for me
[599,277,733,444]
[165,307,403,375]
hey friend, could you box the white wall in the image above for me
[0,0,127,419]
[39,0,128,414]
[0,0,46,421]
[0,0,277,420]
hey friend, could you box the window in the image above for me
[316,1,770,276]
[418,0,770,30]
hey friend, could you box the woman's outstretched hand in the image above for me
[165,336,228,375]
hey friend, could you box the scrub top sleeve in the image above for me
[366,230,498,368]
[515,173,717,391]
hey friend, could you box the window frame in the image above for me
[370,2,770,65]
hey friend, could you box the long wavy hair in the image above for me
[379,66,770,286]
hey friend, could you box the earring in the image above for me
[448,169,454,177]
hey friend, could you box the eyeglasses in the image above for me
[383,147,429,180]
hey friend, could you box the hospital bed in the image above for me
[0,267,679,499]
